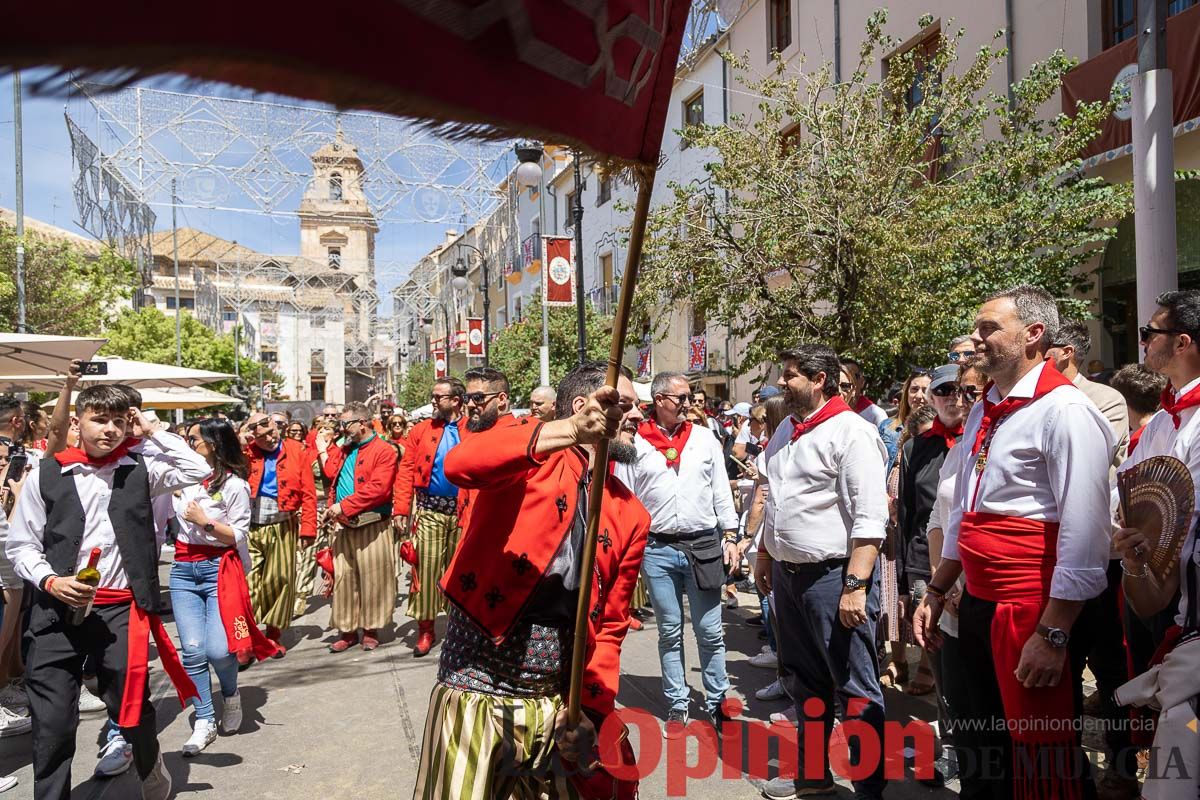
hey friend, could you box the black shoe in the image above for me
[747,613,764,626]
[662,708,689,739]
[761,777,836,799]
[706,705,737,735]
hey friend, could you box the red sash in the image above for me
[174,542,282,662]
[92,588,198,728]
[1161,382,1200,429]
[922,418,963,449]
[637,418,691,469]
[789,396,851,442]
[957,512,1082,799]
[54,438,136,468]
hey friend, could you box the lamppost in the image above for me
[453,241,491,365]
[421,303,454,363]
[514,141,549,386]
[572,150,586,366]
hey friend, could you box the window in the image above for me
[329,172,343,201]
[681,90,704,149]
[311,313,325,328]
[691,306,706,337]
[1105,1,1198,49]
[222,310,237,322]
[310,348,325,373]
[261,348,278,365]
[328,247,341,270]
[311,380,325,402]
[165,296,195,310]
[597,175,612,206]
[768,0,792,54]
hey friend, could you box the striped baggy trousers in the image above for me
[406,507,459,622]
[247,514,298,631]
[331,518,396,633]
[413,683,579,800]
[293,523,330,619]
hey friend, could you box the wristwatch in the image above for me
[843,574,868,592]
[1036,623,1070,648]
[203,522,216,534]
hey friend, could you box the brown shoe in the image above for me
[328,631,359,653]
[361,630,380,651]
[414,620,435,657]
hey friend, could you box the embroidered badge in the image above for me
[598,529,612,552]
[587,682,602,698]
[460,572,477,592]
[485,587,505,609]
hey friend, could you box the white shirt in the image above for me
[7,431,212,589]
[858,401,889,428]
[1116,375,1200,626]
[943,361,1114,601]
[761,400,888,563]
[614,421,739,534]
[173,475,253,571]
[927,441,969,637]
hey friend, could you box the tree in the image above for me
[101,307,281,394]
[489,293,614,402]
[636,11,1132,386]
[397,360,434,411]
[0,222,138,335]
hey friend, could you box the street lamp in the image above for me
[451,257,470,292]
[455,242,492,365]
[513,140,550,385]
[514,141,544,188]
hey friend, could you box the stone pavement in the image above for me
[0,561,966,799]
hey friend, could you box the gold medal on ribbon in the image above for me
[665,447,678,461]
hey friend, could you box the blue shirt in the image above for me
[426,422,461,498]
[335,434,375,503]
[259,443,281,499]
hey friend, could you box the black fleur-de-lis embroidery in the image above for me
[598,529,612,552]
[459,572,477,592]
[512,553,532,575]
[555,495,568,522]
[587,682,602,698]
[485,587,504,609]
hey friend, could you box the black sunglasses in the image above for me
[932,384,979,403]
[464,391,501,406]
[1140,325,1185,343]
[657,393,692,406]
[838,382,854,391]
[338,418,367,429]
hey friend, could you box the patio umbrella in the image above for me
[41,386,239,412]
[1,357,234,393]
[0,333,106,377]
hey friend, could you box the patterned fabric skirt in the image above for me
[247,513,298,631]
[414,683,580,800]
[877,529,912,647]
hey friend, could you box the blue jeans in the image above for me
[170,558,238,721]
[641,540,729,715]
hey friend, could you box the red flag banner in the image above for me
[433,350,448,379]
[467,319,485,356]
[636,345,652,378]
[687,334,706,372]
[542,236,577,307]
[3,1,692,166]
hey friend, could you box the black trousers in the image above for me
[956,592,1097,800]
[25,602,159,800]
[773,559,886,798]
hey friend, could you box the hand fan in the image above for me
[1118,455,1195,583]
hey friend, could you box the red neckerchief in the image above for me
[1128,423,1146,455]
[970,361,1074,456]
[854,395,874,414]
[1160,381,1200,429]
[637,417,692,469]
[790,396,852,442]
[54,438,136,468]
[923,418,964,449]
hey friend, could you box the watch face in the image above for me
[844,575,862,589]
[1048,628,1068,647]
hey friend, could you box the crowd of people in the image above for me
[0,283,1197,799]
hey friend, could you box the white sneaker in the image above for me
[141,751,172,800]
[181,718,218,757]
[0,707,30,738]
[769,706,798,726]
[748,646,779,669]
[0,774,15,793]
[220,690,242,734]
[94,734,133,777]
[0,683,27,710]
[755,678,787,701]
[78,684,107,714]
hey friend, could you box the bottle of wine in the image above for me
[66,548,102,626]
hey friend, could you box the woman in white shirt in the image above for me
[170,418,251,756]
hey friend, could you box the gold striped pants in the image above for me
[247,514,298,631]
[293,524,330,619]
[331,519,396,633]
[406,508,459,622]
[414,683,579,800]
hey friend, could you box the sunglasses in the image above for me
[430,393,456,403]
[389,421,407,427]
[657,393,692,406]
[1140,324,1185,343]
[838,382,854,392]
[338,418,367,429]
[947,351,974,362]
[932,384,979,403]
[464,391,501,406]
[252,418,274,429]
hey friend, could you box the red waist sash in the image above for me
[92,588,197,728]
[173,542,281,663]
[956,513,1082,799]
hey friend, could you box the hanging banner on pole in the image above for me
[636,345,652,378]
[687,334,707,372]
[542,236,576,307]
[467,318,484,356]
[433,350,448,379]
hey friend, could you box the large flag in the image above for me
[542,236,577,307]
[3,1,692,166]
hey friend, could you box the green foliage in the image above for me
[639,10,1133,387]
[488,293,614,402]
[101,307,281,394]
[0,222,138,335]
[397,360,435,411]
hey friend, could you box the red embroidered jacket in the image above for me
[245,438,318,538]
[393,416,469,517]
[442,418,650,716]
[455,413,521,529]
[322,435,401,519]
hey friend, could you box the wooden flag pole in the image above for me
[567,164,656,725]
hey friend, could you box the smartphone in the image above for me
[3,445,27,488]
[78,361,108,376]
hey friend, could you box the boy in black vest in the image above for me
[5,385,212,800]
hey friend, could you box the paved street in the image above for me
[0,560,958,799]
